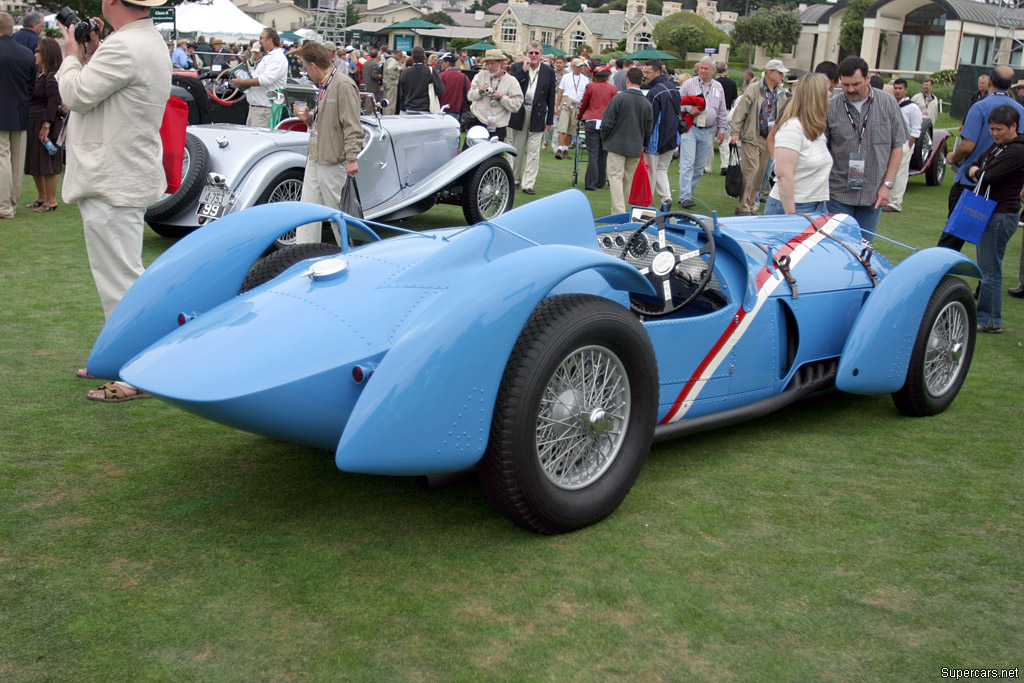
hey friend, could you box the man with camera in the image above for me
[56,0,171,401]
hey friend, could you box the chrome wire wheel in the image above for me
[924,300,968,398]
[269,178,303,203]
[537,345,631,490]
[476,165,510,220]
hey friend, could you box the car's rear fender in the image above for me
[836,247,980,395]
[334,245,656,476]
[229,150,308,212]
[88,202,341,380]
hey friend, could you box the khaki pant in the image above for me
[509,125,542,191]
[738,136,769,214]
[246,105,271,128]
[607,152,640,216]
[0,130,26,218]
[645,149,674,207]
[886,142,912,212]
[296,156,348,244]
[79,198,146,319]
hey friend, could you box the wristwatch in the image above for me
[883,181,894,189]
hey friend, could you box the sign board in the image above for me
[704,48,716,54]
[395,34,413,52]
[351,29,363,42]
[150,7,175,22]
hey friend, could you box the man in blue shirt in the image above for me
[171,39,191,69]
[941,65,1024,251]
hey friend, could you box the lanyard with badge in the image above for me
[312,67,337,137]
[844,92,873,190]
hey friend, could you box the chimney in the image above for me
[475,9,484,20]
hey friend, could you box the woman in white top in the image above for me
[764,73,832,215]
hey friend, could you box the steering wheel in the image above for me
[618,211,716,317]
[208,66,246,106]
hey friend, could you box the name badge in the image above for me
[848,152,865,190]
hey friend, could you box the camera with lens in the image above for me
[484,86,495,96]
[57,6,99,44]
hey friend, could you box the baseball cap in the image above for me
[571,58,584,67]
[764,59,789,74]
[323,41,336,51]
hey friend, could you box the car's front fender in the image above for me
[364,140,517,220]
[334,245,657,476]
[230,150,308,212]
[836,247,981,395]
[88,202,340,380]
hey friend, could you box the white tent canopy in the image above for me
[154,0,266,41]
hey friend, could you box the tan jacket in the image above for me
[309,69,364,166]
[731,78,791,145]
[467,70,524,129]
[57,18,171,207]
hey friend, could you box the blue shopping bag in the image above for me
[943,180,995,245]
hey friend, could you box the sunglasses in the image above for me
[527,51,540,55]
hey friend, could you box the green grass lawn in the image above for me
[1,146,1022,680]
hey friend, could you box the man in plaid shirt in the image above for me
[825,56,907,244]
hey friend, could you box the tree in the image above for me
[560,0,582,11]
[423,11,456,26]
[731,8,802,58]
[467,0,485,11]
[651,11,729,57]
[839,0,873,54]
[346,2,361,27]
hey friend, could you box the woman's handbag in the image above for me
[943,174,995,245]
[725,143,744,198]
[628,152,653,207]
[428,83,441,114]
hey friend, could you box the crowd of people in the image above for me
[2,2,1023,406]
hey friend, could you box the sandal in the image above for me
[33,205,57,213]
[25,200,44,208]
[86,381,151,403]
[76,368,96,380]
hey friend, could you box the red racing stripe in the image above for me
[659,217,827,425]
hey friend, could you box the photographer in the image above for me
[467,49,523,143]
[56,0,171,402]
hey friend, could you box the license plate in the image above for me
[197,186,229,219]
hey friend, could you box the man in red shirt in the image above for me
[437,53,469,124]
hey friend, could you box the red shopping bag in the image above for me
[159,96,189,194]
[628,152,652,207]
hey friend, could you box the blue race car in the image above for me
[88,191,980,533]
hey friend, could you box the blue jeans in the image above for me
[826,199,883,245]
[764,197,827,215]
[977,212,1019,328]
[678,126,713,201]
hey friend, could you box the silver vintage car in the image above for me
[146,107,516,244]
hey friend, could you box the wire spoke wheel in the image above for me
[537,345,631,490]
[476,165,510,220]
[923,300,968,398]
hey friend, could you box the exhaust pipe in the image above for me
[415,468,475,491]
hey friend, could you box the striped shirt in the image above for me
[678,76,728,132]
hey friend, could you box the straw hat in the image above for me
[481,48,505,62]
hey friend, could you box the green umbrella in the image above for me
[625,47,679,60]
[541,43,565,57]
[385,18,445,30]
[461,41,496,51]
[279,31,301,42]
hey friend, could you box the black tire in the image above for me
[240,242,341,293]
[892,275,976,417]
[253,169,305,250]
[926,141,947,186]
[478,294,658,534]
[145,132,210,227]
[461,156,514,224]
[912,120,933,169]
